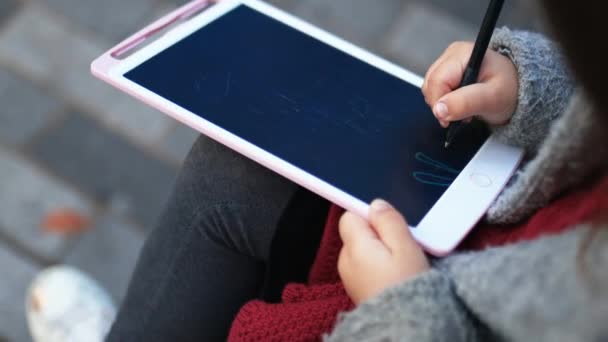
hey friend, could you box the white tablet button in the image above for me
[470,172,492,188]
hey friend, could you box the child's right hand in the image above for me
[422,42,519,128]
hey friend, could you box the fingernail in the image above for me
[371,199,392,213]
[434,102,448,119]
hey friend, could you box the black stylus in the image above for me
[444,0,505,148]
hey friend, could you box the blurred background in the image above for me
[0,0,544,340]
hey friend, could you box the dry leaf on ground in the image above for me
[42,209,91,235]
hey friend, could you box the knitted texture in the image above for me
[228,206,353,342]
[484,28,608,224]
[327,270,487,342]
[228,283,353,342]
[307,206,344,285]
[329,216,608,342]
[489,28,574,153]
[464,176,608,250]
[486,91,608,224]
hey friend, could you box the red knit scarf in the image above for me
[228,177,608,341]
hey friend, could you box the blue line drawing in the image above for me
[348,96,370,119]
[412,152,461,187]
[224,72,233,97]
[415,152,460,174]
[274,91,298,105]
[412,172,454,187]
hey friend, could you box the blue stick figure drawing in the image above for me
[412,152,461,187]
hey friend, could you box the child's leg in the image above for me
[107,135,307,341]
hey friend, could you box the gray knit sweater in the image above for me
[326,28,608,342]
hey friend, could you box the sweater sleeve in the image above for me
[326,227,608,342]
[442,227,608,342]
[488,28,575,153]
[325,269,491,342]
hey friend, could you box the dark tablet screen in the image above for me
[124,4,488,226]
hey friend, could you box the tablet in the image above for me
[91,0,523,255]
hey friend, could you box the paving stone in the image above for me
[0,68,63,146]
[0,147,94,260]
[0,4,174,146]
[291,0,405,50]
[103,97,177,148]
[383,3,476,75]
[29,114,178,229]
[0,242,40,342]
[43,0,160,41]
[260,0,301,13]
[427,0,543,31]
[160,0,299,15]
[499,1,546,32]
[160,123,199,163]
[64,214,144,303]
[161,0,191,6]
[427,0,500,27]
[0,0,20,24]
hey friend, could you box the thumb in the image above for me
[368,199,411,254]
[339,212,376,248]
[433,82,500,124]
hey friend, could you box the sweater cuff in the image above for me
[489,27,575,154]
[325,270,481,342]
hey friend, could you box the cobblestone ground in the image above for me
[0,0,542,340]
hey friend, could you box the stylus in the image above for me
[444,0,505,148]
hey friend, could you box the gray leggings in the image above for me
[107,135,328,341]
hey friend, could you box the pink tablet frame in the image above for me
[91,0,372,219]
[91,0,523,256]
[93,0,216,70]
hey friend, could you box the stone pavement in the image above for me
[0,0,541,340]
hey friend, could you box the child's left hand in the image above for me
[338,199,430,305]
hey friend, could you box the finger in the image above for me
[423,53,449,94]
[337,246,348,279]
[434,82,498,122]
[425,59,466,108]
[339,212,376,248]
[423,41,466,92]
[368,199,411,254]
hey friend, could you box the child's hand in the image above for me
[422,41,519,128]
[338,200,429,305]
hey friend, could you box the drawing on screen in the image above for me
[273,90,302,113]
[224,72,233,97]
[412,152,461,187]
[348,96,370,119]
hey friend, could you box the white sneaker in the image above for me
[26,266,116,342]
